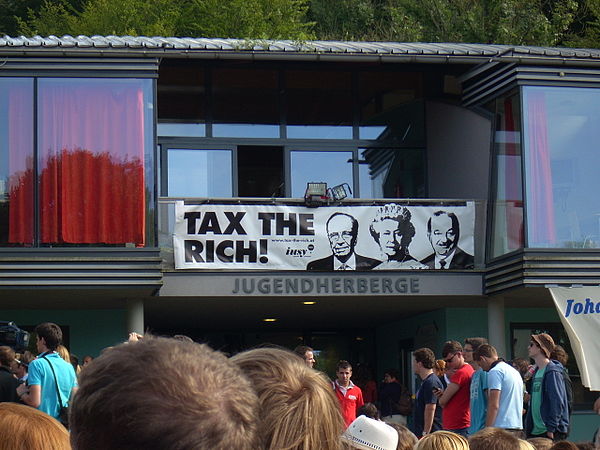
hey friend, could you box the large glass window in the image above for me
[290,150,354,197]
[489,93,524,258]
[157,61,206,137]
[2,77,154,247]
[286,70,353,139]
[213,68,280,138]
[0,78,34,246]
[359,148,425,198]
[36,78,154,246]
[523,86,600,249]
[358,72,424,144]
[167,148,233,197]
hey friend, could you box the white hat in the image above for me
[341,416,399,450]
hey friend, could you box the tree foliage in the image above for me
[5,0,600,49]
[11,0,313,39]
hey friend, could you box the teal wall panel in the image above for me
[0,309,126,359]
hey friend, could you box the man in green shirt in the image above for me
[524,333,570,440]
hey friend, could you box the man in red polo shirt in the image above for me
[333,360,364,427]
[434,340,474,437]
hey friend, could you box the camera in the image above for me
[0,321,30,352]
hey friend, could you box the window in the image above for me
[511,323,596,410]
[523,86,600,249]
[286,70,353,139]
[1,77,154,247]
[157,62,427,199]
[489,93,524,258]
[167,148,233,197]
[358,71,423,143]
[290,150,354,197]
[212,68,280,138]
[0,78,34,246]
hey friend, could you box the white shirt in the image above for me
[435,249,456,269]
[334,254,356,271]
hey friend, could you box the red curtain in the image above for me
[8,82,34,244]
[9,80,147,245]
[526,90,556,245]
[502,97,524,250]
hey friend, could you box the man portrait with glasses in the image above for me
[434,340,475,438]
[307,212,379,271]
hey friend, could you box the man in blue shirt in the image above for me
[412,347,443,438]
[474,344,523,432]
[16,322,77,420]
[464,337,488,435]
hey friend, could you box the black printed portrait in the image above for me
[306,212,379,271]
[420,210,474,269]
[369,204,427,270]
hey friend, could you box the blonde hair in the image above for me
[0,403,71,450]
[414,431,469,450]
[519,440,536,450]
[56,345,70,362]
[469,427,519,450]
[231,347,346,450]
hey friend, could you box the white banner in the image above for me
[549,287,600,391]
[173,202,475,271]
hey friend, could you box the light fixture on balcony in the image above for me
[329,183,352,201]
[304,182,328,207]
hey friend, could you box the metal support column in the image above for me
[126,298,145,335]
[488,296,507,357]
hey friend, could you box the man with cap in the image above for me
[524,333,570,440]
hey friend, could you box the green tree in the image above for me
[177,0,313,39]
[16,0,313,39]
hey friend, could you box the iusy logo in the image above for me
[285,244,315,258]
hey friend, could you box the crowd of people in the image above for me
[0,323,598,449]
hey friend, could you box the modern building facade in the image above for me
[0,36,598,438]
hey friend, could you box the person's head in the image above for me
[0,345,15,368]
[469,427,520,450]
[357,402,380,420]
[473,344,499,371]
[336,360,353,387]
[434,359,446,377]
[519,440,537,450]
[386,423,417,450]
[369,204,415,260]
[70,336,260,450]
[14,357,29,379]
[528,333,555,360]
[0,402,70,450]
[414,430,469,450]
[463,337,488,364]
[326,213,358,261]
[293,345,315,368]
[441,341,464,370]
[548,442,579,450]
[82,355,93,366]
[527,437,553,450]
[511,357,531,379]
[550,345,569,367]
[342,416,398,450]
[413,348,435,376]
[383,368,400,383]
[231,347,345,450]
[427,211,460,257]
[56,344,70,363]
[34,322,63,352]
